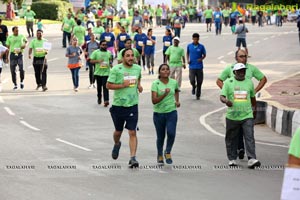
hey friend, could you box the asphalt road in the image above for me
[0,22,299,200]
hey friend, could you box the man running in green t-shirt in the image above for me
[204,6,213,32]
[28,29,48,91]
[24,7,36,37]
[107,49,143,168]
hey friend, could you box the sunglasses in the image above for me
[238,55,247,58]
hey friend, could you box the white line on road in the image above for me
[227,51,234,55]
[263,38,269,40]
[254,41,260,44]
[271,35,276,38]
[0,96,4,103]
[248,44,253,47]
[218,56,224,60]
[47,57,59,62]
[4,107,15,116]
[220,60,227,64]
[56,138,92,152]
[20,120,41,131]
[199,107,289,148]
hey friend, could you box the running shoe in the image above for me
[229,160,237,167]
[164,152,173,164]
[157,155,164,165]
[20,83,24,89]
[13,85,18,90]
[36,85,42,90]
[42,86,48,92]
[128,157,139,168]
[112,142,121,160]
[104,101,109,107]
[248,159,261,169]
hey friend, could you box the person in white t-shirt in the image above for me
[0,43,9,92]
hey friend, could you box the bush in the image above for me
[31,1,73,20]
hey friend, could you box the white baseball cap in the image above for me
[173,36,180,42]
[233,63,246,71]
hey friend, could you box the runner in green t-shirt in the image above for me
[90,40,112,106]
[120,17,131,33]
[117,38,140,64]
[28,29,48,91]
[220,63,261,169]
[288,128,300,166]
[6,26,28,90]
[61,13,76,48]
[106,48,143,168]
[155,4,163,27]
[72,20,86,46]
[165,37,185,89]
[151,63,180,165]
[93,20,105,40]
[204,6,213,32]
[23,8,36,37]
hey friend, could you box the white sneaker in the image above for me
[229,160,237,166]
[88,84,93,89]
[74,88,79,92]
[248,158,261,169]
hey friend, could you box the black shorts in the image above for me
[236,38,247,48]
[206,18,212,24]
[110,105,138,131]
[0,68,2,74]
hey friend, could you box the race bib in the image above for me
[174,19,180,24]
[164,41,171,47]
[146,40,153,46]
[64,24,70,29]
[14,48,21,54]
[138,41,144,47]
[124,75,137,87]
[134,20,140,25]
[234,91,248,102]
[120,36,126,41]
[35,47,44,55]
[105,36,111,42]
[100,61,108,68]
[216,14,220,18]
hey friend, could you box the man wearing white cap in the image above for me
[220,63,261,169]
[165,36,186,90]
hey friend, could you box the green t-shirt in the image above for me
[251,10,257,16]
[29,38,47,57]
[182,10,189,16]
[204,9,213,19]
[120,18,130,32]
[77,13,85,22]
[188,8,195,15]
[151,78,178,113]
[223,10,230,17]
[221,77,255,121]
[128,8,134,17]
[289,128,300,158]
[219,63,265,82]
[93,26,105,38]
[24,10,36,22]
[156,7,163,17]
[165,45,185,67]
[90,49,112,76]
[108,63,142,107]
[73,25,86,46]
[117,48,140,62]
[62,17,76,33]
[6,35,27,53]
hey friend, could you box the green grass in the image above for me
[2,19,61,26]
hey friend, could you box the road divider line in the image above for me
[199,107,289,148]
[220,60,227,64]
[254,41,260,44]
[0,96,4,103]
[218,56,224,60]
[47,57,59,62]
[4,107,15,116]
[227,51,234,55]
[20,120,41,131]
[263,38,269,40]
[56,138,92,152]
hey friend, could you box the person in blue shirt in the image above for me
[133,26,147,69]
[162,28,173,63]
[116,26,130,52]
[100,25,116,58]
[186,33,206,100]
[213,7,223,35]
[143,28,156,75]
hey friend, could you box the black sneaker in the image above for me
[238,149,245,160]
[111,142,121,160]
[20,83,24,89]
[97,98,102,105]
[42,86,48,92]
[192,87,195,95]
[157,155,164,166]
[164,151,173,164]
[128,157,139,168]
[13,85,18,90]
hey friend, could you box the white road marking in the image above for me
[227,51,234,55]
[254,41,260,44]
[20,120,41,131]
[56,138,92,152]
[0,96,4,103]
[271,35,276,38]
[4,107,15,116]
[199,107,289,148]
[248,44,253,47]
[263,38,269,40]
[220,60,227,64]
[47,57,59,62]
[218,56,224,60]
